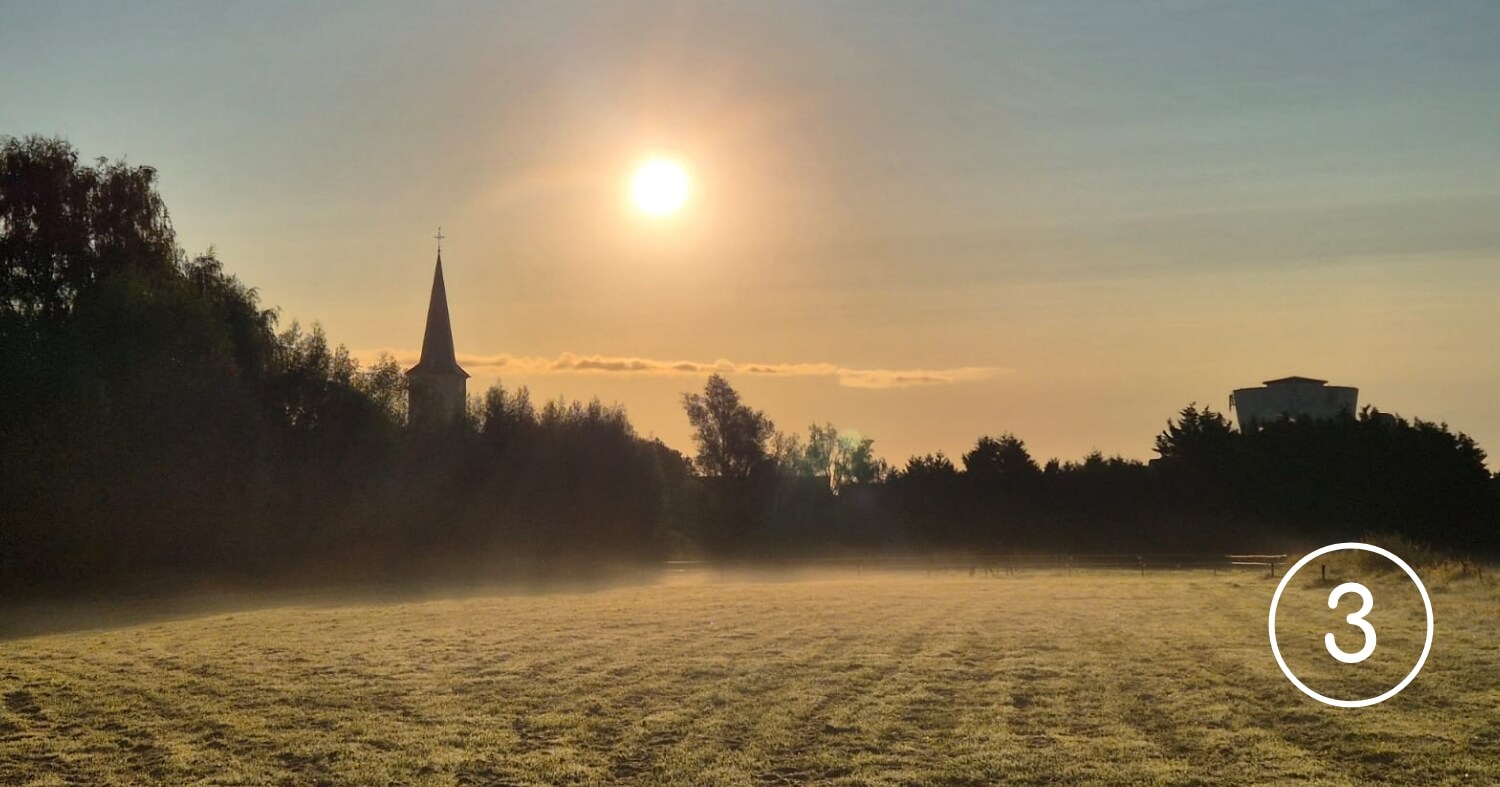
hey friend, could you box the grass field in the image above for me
[2,567,1497,786]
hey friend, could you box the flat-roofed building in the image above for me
[1229,376,1357,431]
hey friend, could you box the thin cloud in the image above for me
[360,350,1003,389]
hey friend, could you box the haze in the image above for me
[5,1,1498,464]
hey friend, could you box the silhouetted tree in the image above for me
[1237,407,1495,550]
[901,452,958,480]
[782,422,888,491]
[5,135,1499,595]
[681,374,774,478]
[769,429,808,476]
[1152,403,1246,539]
[0,135,176,326]
[888,453,965,547]
[679,375,779,553]
[1039,452,1160,550]
[832,432,886,488]
[1153,404,1236,463]
[358,352,408,426]
[804,422,840,478]
[963,433,1041,480]
[955,433,1043,548]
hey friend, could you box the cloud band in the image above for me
[359,350,1000,389]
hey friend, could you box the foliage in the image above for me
[0,137,690,592]
[0,135,177,325]
[1153,403,1236,463]
[962,433,1040,479]
[3,136,1498,597]
[775,422,889,491]
[681,373,774,478]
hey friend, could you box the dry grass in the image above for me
[2,568,1497,786]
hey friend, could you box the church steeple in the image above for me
[407,252,468,379]
[406,232,468,429]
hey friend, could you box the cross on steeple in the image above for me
[406,229,469,430]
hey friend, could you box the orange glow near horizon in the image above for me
[32,5,1492,470]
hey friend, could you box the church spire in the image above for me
[406,231,469,430]
[408,250,468,379]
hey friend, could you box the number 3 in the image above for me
[1325,582,1377,664]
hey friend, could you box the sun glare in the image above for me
[631,158,690,216]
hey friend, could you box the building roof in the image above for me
[406,253,469,378]
[1262,376,1327,386]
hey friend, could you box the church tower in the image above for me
[406,241,468,429]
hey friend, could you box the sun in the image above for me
[631,158,690,216]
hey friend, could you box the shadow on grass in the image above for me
[0,565,662,641]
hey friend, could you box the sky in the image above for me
[4,1,1499,467]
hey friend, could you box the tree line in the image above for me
[2,137,1496,595]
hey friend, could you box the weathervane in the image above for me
[434,226,445,254]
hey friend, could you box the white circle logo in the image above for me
[1267,542,1434,708]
